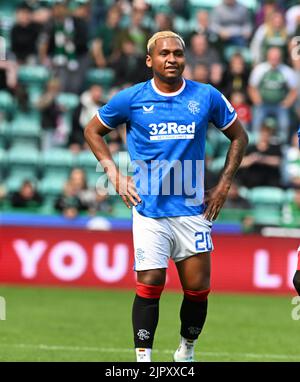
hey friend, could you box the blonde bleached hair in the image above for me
[147,31,185,54]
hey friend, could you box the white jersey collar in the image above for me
[151,78,186,97]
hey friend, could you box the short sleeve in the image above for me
[97,89,130,129]
[209,85,237,131]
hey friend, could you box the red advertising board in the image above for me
[0,226,298,294]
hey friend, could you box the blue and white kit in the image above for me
[97,78,237,269]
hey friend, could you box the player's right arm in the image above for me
[84,115,141,208]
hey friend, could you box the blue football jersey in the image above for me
[97,78,237,218]
[298,125,300,148]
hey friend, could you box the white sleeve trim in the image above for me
[219,113,238,131]
[96,111,115,130]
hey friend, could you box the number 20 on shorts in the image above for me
[195,232,212,252]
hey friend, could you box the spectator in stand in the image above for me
[111,38,151,86]
[153,12,174,32]
[250,10,288,64]
[10,2,41,64]
[286,1,300,36]
[222,180,254,232]
[169,0,190,20]
[0,60,17,93]
[190,10,220,48]
[192,63,209,84]
[223,180,251,210]
[285,132,300,188]
[248,47,298,143]
[221,52,250,99]
[10,180,43,209]
[237,122,283,188]
[69,84,106,153]
[210,0,252,48]
[68,167,111,215]
[282,187,300,227]
[35,77,64,150]
[255,0,283,28]
[185,33,220,70]
[118,6,151,56]
[91,5,123,68]
[230,91,252,131]
[55,180,85,219]
[289,36,300,120]
[209,63,223,91]
[39,0,89,94]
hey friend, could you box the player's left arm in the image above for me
[204,118,248,221]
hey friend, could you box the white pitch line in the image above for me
[0,343,299,360]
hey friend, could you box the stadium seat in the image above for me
[252,207,282,226]
[0,90,15,114]
[18,65,50,86]
[42,148,75,168]
[57,93,80,111]
[6,170,38,193]
[218,208,252,223]
[189,0,257,10]
[76,150,99,172]
[41,148,74,180]
[7,145,39,165]
[86,68,115,88]
[0,148,6,179]
[248,186,285,206]
[39,173,69,197]
[111,199,132,219]
[248,186,285,226]
[224,45,252,64]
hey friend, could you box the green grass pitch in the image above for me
[0,285,299,362]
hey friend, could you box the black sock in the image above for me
[132,294,160,348]
[293,271,300,296]
[180,297,208,340]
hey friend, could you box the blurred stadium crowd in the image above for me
[1,0,300,231]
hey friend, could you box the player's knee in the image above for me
[136,281,164,299]
[293,271,300,295]
[183,288,211,302]
[137,269,166,286]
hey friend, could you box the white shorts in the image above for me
[132,208,214,271]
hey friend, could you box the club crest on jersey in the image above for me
[188,100,200,115]
[143,105,154,114]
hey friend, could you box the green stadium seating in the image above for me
[76,150,99,171]
[18,65,50,86]
[41,148,74,180]
[285,189,295,203]
[0,148,6,179]
[57,93,80,111]
[39,173,69,197]
[7,146,39,165]
[248,186,285,206]
[218,207,252,223]
[189,0,257,10]
[252,207,282,226]
[248,186,285,226]
[42,148,75,168]
[6,171,38,193]
[0,91,15,114]
[111,199,132,219]
[86,68,115,88]
[224,45,252,64]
